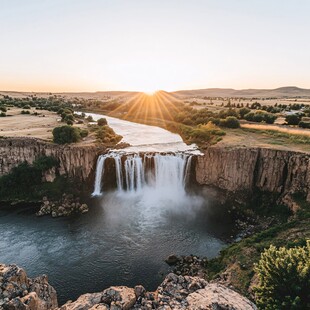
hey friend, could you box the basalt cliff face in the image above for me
[196,146,310,209]
[0,138,105,182]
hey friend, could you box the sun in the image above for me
[142,88,159,96]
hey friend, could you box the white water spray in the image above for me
[91,152,193,196]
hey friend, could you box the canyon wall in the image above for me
[196,146,310,207]
[0,138,105,182]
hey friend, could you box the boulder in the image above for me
[0,264,58,310]
[186,283,257,309]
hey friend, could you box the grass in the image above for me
[243,128,310,145]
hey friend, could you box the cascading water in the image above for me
[92,156,107,196]
[92,152,193,197]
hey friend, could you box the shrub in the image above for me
[239,107,251,119]
[0,112,6,117]
[86,115,94,122]
[97,118,108,126]
[95,125,122,144]
[254,241,310,309]
[0,106,7,112]
[244,111,276,124]
[219,116,240,128]
[285,114,302,125]
[21,110,30,114]
[52,126,81,144]
[33,156,58,171]
[79,129,89,138]
[298,121,310,129]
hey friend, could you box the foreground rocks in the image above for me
[0,263,256,310]
[165,254,207,278]
[59,273,256,310]
[36,194,89,217]
[0,264,58,310]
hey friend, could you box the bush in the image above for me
[95,125,122,144]
[52,126,81,144]
[0,112,6,117]
[21,110,30,114]
[254,241,310,309]
[79,129,89,138]
[97,118,108,126]
[219,116,240,128]
[244,111,276,124]
[0,106,7,112]
[0,156,60,200]
[86,115,94,122]
[239,107,251,119]
[298,121,310,129]
[286,114,302,125]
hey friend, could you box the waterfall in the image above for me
[92,152,193,196]
[92,155,107,196]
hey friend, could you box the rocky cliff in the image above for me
[0,263,58,310]
[0,264,256,310]
[0,138,105,182]
[196,146,310,208]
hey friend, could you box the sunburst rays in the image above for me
[109,90,183,127]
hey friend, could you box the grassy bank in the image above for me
[205,195,310,297]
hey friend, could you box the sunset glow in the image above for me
[1,0,310,92]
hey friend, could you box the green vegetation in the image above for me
[298,121,310,129]
[285,114,302,125]
[0,156,73,202]
[21,110,30,114]
[243,128,310,145]
[219,116,240,128]
[97,117,108,126]
[243,110,277,124]
[52,125,82,144]
[90,124,122,145]
[174,122,225,147]
[204,195,310,308]
[254,241,310,309]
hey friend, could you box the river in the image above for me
[0,113,234,305]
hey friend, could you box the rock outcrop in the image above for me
[0,263,256,310]
[0,138,105,181]
[36,195,89,217]
[196,146,310,209]
[0,264,58,310]
[59,273,256,310]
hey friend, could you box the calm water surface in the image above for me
[0,190,233,305]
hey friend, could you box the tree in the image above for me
[254,241,310,309]
[219,116,240,128]
[52,126,81,144]
[285,114,302,125]
[97,118,108,126]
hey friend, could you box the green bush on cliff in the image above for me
[0,156,59,200]
[52,126,81,144]
[254,241,310,309]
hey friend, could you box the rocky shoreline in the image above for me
[36,194,89,218]
[0,263,257,310]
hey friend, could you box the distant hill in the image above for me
[2,87,310,100]
[172,86,310,98]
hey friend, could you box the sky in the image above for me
[0,0,309,92]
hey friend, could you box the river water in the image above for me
[0,113,234,305]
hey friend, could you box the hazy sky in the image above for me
[1,0,309,92]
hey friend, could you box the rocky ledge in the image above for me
[0,264,58,310]
[36,194,89,218]
[0,263,257,310]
